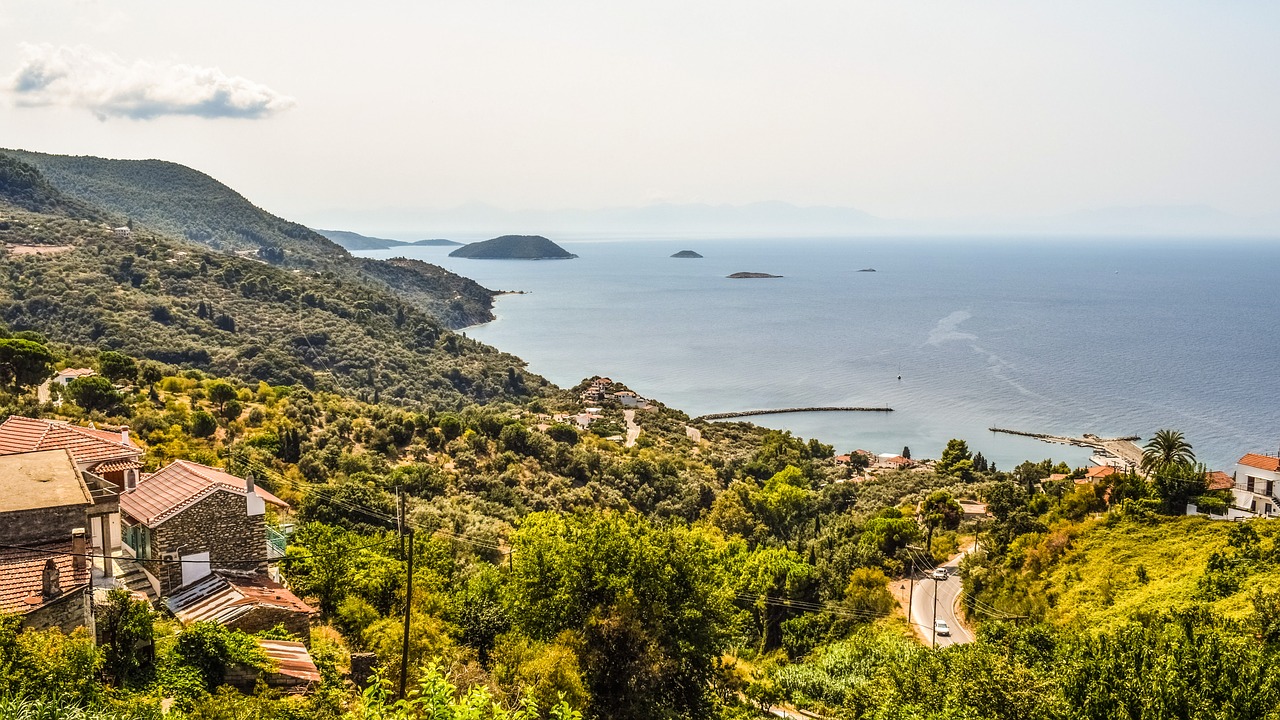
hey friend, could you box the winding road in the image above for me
[908,551,975,648]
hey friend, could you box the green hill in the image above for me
[315,228,408,251]
[1,149,499,329]
[449,234,577,259]
[3,149,346,266]
[0,155,546,406]
[0,154,106,221]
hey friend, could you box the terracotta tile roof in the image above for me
[0,416,140,466]
[0,449,91,513]
[0,541,90,615]
[1239,454,1280,473]
[121,459,288,526]
[834,454,851,463]
[258,640,320,684]
[1085,465,1118,479]
[1047,473,1069,482]
[1206,471,1234,491]
[167,572,314,625]
[54,368,95,380]
[93,458,142,474]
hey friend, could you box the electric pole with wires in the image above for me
[398,492,414,699]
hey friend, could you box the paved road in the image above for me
[909,553,974,648]
[623,409,641,447]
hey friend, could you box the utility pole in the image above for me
[931,576,939,650]
[398,494,414,699]
[906,544,924,633]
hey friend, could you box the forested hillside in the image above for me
[1,149,499,328]
[0,156,543,406]
[3,149,345,264]
[1,333,1279,719]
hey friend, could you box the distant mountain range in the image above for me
[311,201,1280,239]
[314,229,461,251]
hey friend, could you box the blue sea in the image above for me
[357,237,1280,471]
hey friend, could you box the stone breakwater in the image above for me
[988,428,1145,466]
[694,406,893,422]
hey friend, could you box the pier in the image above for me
[988,428,1145,467]
[694,406,893,422]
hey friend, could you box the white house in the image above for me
[1230,453,1280,519]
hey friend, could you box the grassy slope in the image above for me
[1028,516,1280,631]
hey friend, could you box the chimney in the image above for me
[120,425,130,445]
[245,474,265,517]
[71,528,87,572]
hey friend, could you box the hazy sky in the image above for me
[3,1,1279,226]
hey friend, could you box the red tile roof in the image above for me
[121,460,288,526]
[54,368,95,380]
[1206,471,1234,491]
[1085,465,1118,479]
[1239,454,1280,473]
[0,416,140,466]
[93,458,142,474]
[167,572,314,625]
[0,541,90,615]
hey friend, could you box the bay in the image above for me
[357,237,1280,471]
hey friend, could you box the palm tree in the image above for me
[1141,429,1195,474]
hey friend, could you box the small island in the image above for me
[448,235,578,260]
[858,267,876,272]
[412,238,463,246]
[727,272,782,279]
[671,250,703,258]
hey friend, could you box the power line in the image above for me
[0,535,395,566]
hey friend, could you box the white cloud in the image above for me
[6,43,294,120]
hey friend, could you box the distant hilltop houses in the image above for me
[580,376,650,409]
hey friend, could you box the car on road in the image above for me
[935,620,950,636]
[930,567,949,580]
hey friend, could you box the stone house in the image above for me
[0,416,143,561]
[119,460,289,596]
[0,449,103,632]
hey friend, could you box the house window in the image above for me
[1247,477,1256,492]
[1268,480,1275,497]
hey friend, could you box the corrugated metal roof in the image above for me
[0,540,90,615]
[120,460,289,526]
[167,572,314,626]
[258,640,320,683]
[0,416,140,465]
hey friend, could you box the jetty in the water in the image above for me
[989,428,1145,467]
[695,406,892,422]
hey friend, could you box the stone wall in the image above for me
[226,605,311,643]
[149,490,266,595]
[0,505,89,546]
[22,587,91,634]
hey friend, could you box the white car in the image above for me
[934,620,950,637]
[930,567,949,580]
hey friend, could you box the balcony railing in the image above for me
[266,526,288,560]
